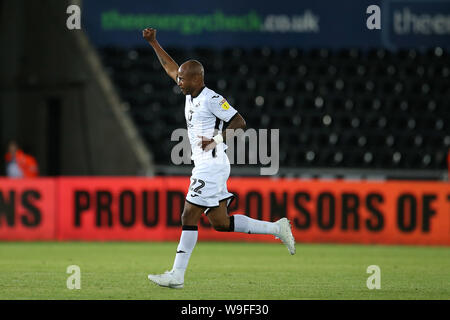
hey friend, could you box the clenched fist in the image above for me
[142,28,157,43]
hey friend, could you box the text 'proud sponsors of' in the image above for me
[0,178,449,244]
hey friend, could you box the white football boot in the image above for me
[148,269,184,289]
[274,218,296,255]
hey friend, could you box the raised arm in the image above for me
[142,28,179,83]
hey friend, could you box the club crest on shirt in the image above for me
[220,99,230,110]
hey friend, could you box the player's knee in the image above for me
[212,220,231,232]
[181,209,196,225]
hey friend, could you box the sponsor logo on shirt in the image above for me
[220,99,230,110]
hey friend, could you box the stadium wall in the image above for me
[0,0,154,176]
[1,177,449,245]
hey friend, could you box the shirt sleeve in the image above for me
[207,94,238,122]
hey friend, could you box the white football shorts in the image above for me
[185,154,235,213]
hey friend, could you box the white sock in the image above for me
[172,226,198,277]
[232,214,280,235]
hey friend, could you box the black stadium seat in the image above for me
[99,47,450,169]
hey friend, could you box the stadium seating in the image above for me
[100,47,449,170]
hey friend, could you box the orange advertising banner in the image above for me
[1,177,449,245]
[57,177,174,241]
[225,178,450,245]
[0,178,56,240]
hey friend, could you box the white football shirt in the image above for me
[185,86,238,163]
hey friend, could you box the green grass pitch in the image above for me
[0,241,449,300]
